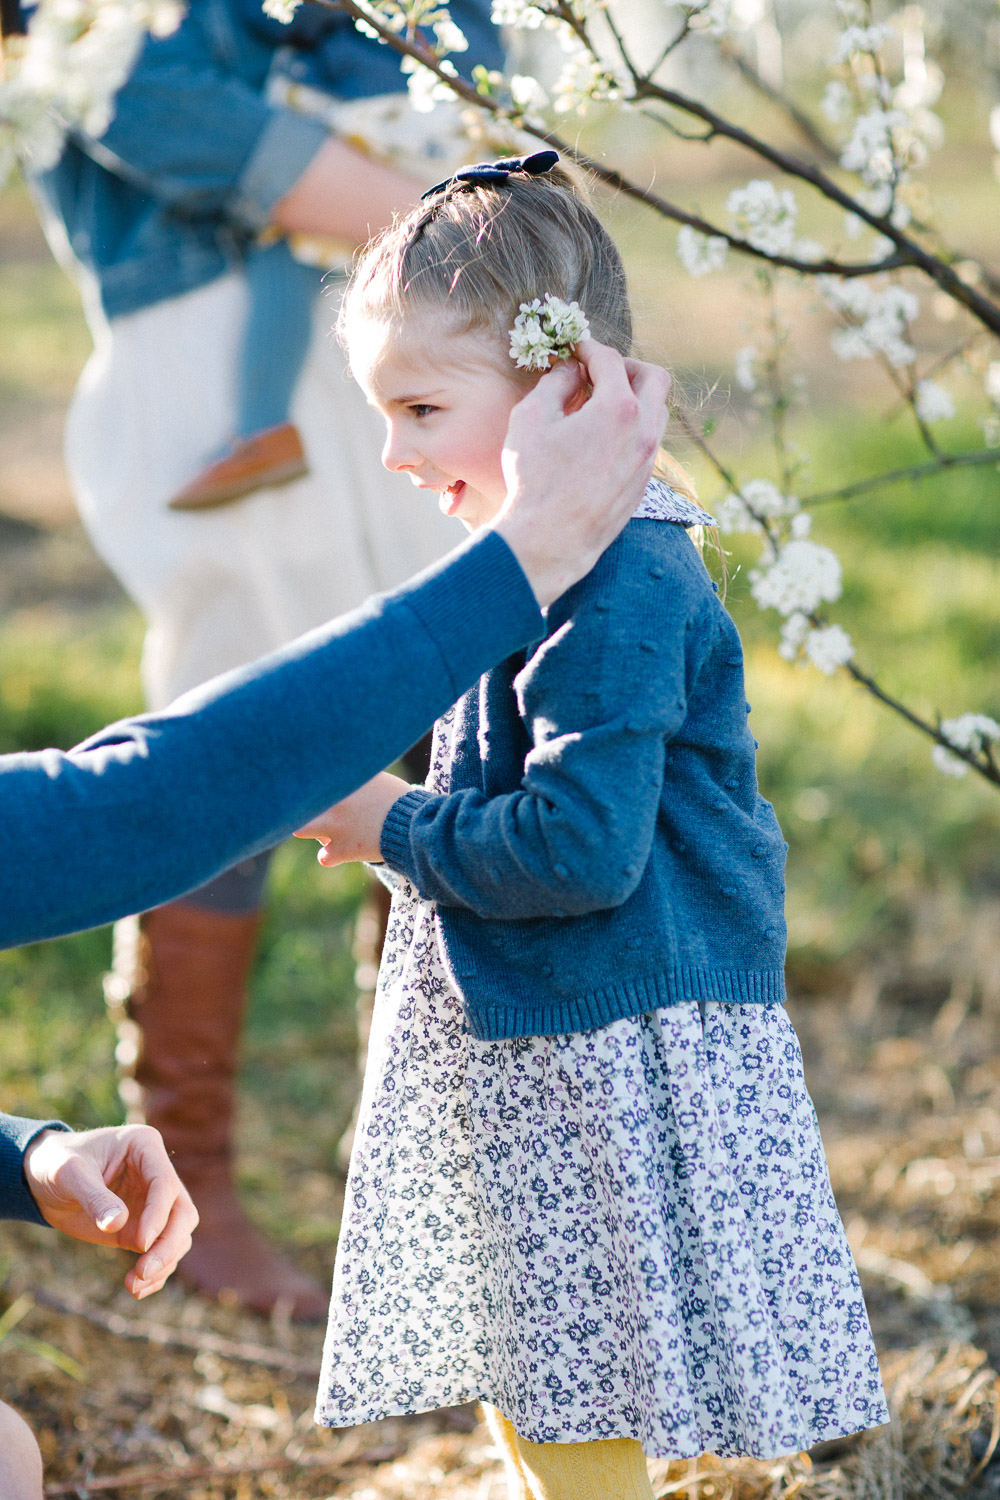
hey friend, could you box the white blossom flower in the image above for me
[790,511,813,538]
[750,540,842,616]
[824,281,919,369]
[985,362,1000,405]
[676,225,728,278]
[778,612,810,660]
[931,713,1000,777]
[804,623,854,674]
[733,345,757,392]
[263,0,301,20]
[914,379,955,424]
[716,478,798,535]
[553,51,625,114]
[1,0,181,185]
[510,73,549,116]
[821,80,852,124]
[491,0,547,24]
[401,54,458,112]
[509,294,589,371]
[840,108,906,186]
[433,17,468,53]
[832,23,893,66]
[726,179,798,257]
[687,0,736,37]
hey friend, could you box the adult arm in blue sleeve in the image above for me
[379,530,717,919]
[0,1116,71,1224]
[0,532,541,950]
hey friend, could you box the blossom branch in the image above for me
[803,450,1000,506]
[631,78,1000,336]
[671,413,999,791]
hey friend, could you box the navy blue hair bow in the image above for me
[420,149,560,202]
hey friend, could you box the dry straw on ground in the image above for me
[3,901,1000,1497]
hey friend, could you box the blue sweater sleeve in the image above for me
[379,527,717,919]
[0,533,541,950]
[0,1115,71,1225]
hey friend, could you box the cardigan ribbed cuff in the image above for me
[399,531,542,703]
[380,786,434,872]
[0,1116,71,1225]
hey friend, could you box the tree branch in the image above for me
[317,1,1000,329]
[715,38,839,164]
[633,77,1000,335]
[804,449,1000,505]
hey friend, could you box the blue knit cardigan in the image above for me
[380,515,789,1040]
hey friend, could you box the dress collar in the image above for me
[633,477,716,528]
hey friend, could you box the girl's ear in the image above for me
[563,356,591,414]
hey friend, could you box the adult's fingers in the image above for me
[58,1157,130,1235]
[624,355,672,410]
[127,1189,198,1299]
[512,358,581,418]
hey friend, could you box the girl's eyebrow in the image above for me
[390,389,446,405]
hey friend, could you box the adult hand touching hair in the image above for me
[22,1125,198,1298]
[494,340,671,607]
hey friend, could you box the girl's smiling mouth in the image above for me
[439,480,467,516]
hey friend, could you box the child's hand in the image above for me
[294,772,412,866]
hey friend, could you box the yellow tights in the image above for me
[483,1405,655,1500]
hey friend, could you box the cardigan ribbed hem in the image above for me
[464,964,787,1041]
[381,786,433,869]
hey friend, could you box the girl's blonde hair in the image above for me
[340,161,699,504]
[340,163,631,361]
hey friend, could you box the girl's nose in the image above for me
[382,426,417,473]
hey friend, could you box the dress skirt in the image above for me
[316,889,889,1458]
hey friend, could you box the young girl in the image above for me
[297,153,888,1500]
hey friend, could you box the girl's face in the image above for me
[350,315,531,532]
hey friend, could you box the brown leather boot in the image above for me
[107,903,327,1322]
[167,423,308,511]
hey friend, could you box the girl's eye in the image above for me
[409,404,438,419]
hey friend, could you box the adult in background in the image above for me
[32,0,504,1319]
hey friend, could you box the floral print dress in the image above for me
[316,493,889,1458]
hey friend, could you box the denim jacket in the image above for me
[32,0,501,319]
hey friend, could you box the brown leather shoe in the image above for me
[168,423,309,511]
[108,902,328,1323]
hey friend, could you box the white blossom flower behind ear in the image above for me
[509,295,589,372]
[677,225,728,277]
[914,380,955,424]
